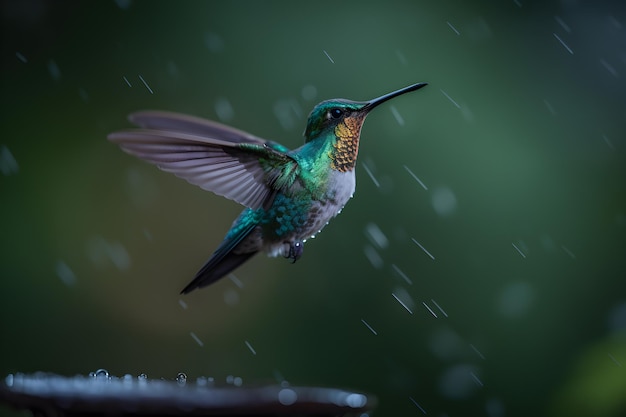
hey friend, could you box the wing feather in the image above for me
[108,112,297,209]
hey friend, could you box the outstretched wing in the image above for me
[108,111,297,210]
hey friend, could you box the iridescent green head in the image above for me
[303,100,366,142]
[302,82,428,143]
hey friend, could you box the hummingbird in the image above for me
[108,82,427,294]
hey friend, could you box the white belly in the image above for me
[266,170,356,257]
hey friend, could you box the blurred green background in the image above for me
[1,1,625,416]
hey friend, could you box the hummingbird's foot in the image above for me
[284,240,304,263]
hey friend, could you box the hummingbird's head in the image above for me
[302,82,428,143]
[303,83,428,172]
[303,100,367,143]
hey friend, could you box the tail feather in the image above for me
[180,251,258,294]
[180,216,260,294]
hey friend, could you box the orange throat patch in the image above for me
[330,115,365,172]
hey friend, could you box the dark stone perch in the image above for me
[1,372,375,416]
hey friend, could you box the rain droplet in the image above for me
[114,0,132,10]
[439,364,481,399]
[94,369,109,379]
[486,397,506,417]
[396,50,407,65]
[0,145,19,175]
[278,388,297,405]
[345,393,367,407]
[78,88,89,102]
[364,245,383,269]
[431,186,457,217]
[301,85,317,101]
[365,222,388,250]
[215,97,234,122]
[428,327,464,361]
[47,59,61,81]
[204,33,224,53]
[497,281,533,318]
[224,289,240,306]
[138,373,148,381]
[55,260,76,287]
[176,372,187,385]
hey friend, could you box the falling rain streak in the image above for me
[470,372,483,387]
[412,238,435,260]
[554,16,571,33]
[608,353,622,367]
[190,332,204,347]
[55,261,76,287]
[404,165,428,190]
[423,301,438,318]
[138,75,154,94]
[361,319,378,335]
[392,264,412,285]
[392,292,414,315]
[431,299,448,317]
[390,105,405,125]
[600,59,619,78]
[440,89,461,109]
[322,50,335,63]
[447,21,461,35]
[553,33,573,54]
[365,223,388,249]
[512,242,526,258]
[245,340,257,356]
[470,344,486,360]
[123,76,132,87]
[361,163,380,187]
[364,245,383,269]
[409,396,427,414]
[229,274,244,288]
[561,245,575,259]
[0,145,19,175]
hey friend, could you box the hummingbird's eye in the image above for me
[329,108,343,119]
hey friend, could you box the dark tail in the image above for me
[180,218,260,294]
[180,251,258,294]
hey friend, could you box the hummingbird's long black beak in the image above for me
[363,82,428,112]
